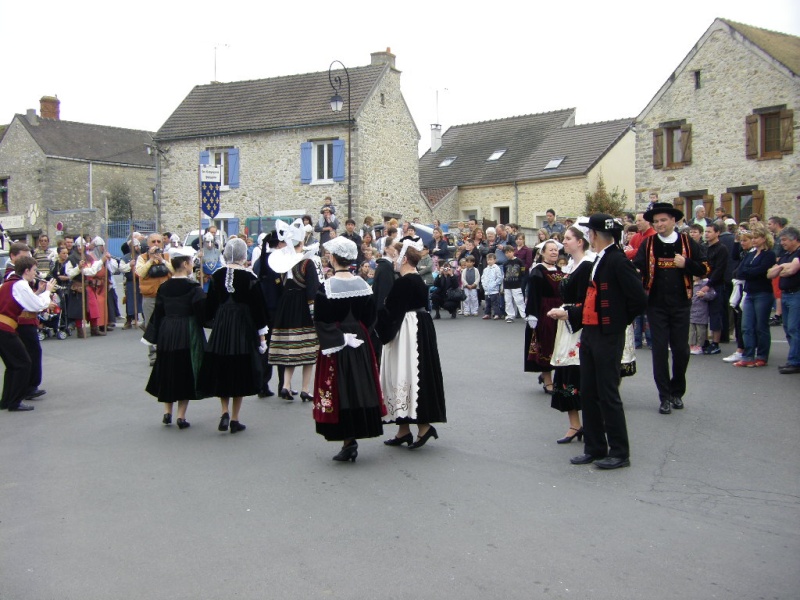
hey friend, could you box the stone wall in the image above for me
[0,118,47,233]
[635,24,800,223]
[158,68,425,236]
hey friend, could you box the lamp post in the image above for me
[328,60,352,219]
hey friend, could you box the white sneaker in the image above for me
[505,318,514,323]
[722,351,744,363]
[690,346,703,355]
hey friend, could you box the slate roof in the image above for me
[156,64,388,141]
[722,19,800,76]
[419,109,575,188]
[14,115,155,167]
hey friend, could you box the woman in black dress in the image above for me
[377,238,447,449]
[525,240,565,393]
[199,238,269,434]
[144,247,207,429]
[313,237,385,462]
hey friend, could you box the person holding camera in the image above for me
[633,202,709,415]
[135,233,174,365]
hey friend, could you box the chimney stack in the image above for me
[370,47,396,69]
[25,109,39,126]
[40,96,60,120]
[431,124,442,153]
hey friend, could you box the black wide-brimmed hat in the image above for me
[585,213,623,233]
[644,202,684,223]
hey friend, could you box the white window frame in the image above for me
[208,148,231,190]
[438,156,457,168]
[311,140,335,184]
[487,149,506,161]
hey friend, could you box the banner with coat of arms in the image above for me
[200,166,221,218]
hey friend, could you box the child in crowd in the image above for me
[556,256,569,270]
[321,195,337,215]
[363,246,376,269]
[461,256,480,316]
[502,245,527,323]
[690,276,717,354]
[358,261,374,285]
[481,252,504,320]
[320,253,333,279]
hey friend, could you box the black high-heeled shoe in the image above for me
[408,426,438,449]
[556,427,583,444]
[299,391,313,403]
[218,412,230,431]
[177,418,190,430]
[332,441,358,462]
[280,388,293,401]
[162,413,172,425]
[384,433,414,446]
[230,420,246,434]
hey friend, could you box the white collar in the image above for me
[657,231,679,244]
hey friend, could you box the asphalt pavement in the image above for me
[1,314,798,599]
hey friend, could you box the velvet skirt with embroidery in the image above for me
[313,296,384,441]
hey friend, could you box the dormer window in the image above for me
[543,156,565,170]
[487,149,506,161]
[438,156,457,167]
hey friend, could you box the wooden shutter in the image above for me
[751,190,765,216]
[199,150,210,165]
[703,195,714,216]
[332,139,345,182]
[300,142,312,184]
[227,148,240,188]
[780,109,794,154]
[745,115,758,159]
[720,193,733,217]
[680,124,692,164]
[652,128,664,168]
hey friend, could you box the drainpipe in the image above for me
[88,162,93,209]
[513,181,519,224]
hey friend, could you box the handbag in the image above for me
[446,287,466,302]
[550,318,581,367]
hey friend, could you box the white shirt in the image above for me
[12,279,52,312]
[591,243,615,280]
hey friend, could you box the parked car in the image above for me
[0,249,9,273]
[184,229,228,250]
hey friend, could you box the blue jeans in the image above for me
[781,291,800,366]
[633,313,652,348]
[742,291,773,361]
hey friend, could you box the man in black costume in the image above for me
[633,202,709,414]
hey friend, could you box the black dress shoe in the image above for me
[218,412,230,431]
[229,420,246,434]
[257,388,275,398]
[299,391,313,402]
[659,399,672,414]
[176,418,190,430]
[384,433,414,446]
[332,441,358,462]
[570,453,600,465]
[280,388,293,401]
[8,403,35,412]
[162,413,172,425]
[408,426,438,449]
[595,457,631,470]
[670,396,684,409]
[25,389,46,400]
[779,365,800,374]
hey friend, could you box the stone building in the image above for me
[636,19,799,224]
[419,110,635,230]
[0,96,156,242]
[154,49,422,237]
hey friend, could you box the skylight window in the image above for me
[438,156,457,167]
[543,156,565,170]
[487,149,506,161]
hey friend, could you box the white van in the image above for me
[184,229,228,250]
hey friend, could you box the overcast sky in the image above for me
[2,1,797,155]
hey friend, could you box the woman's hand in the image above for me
[547,307,568,320]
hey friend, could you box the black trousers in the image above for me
[0,330,32,409]
[579,326,629,459]
[18,324,42,393]
[647,303,691,402]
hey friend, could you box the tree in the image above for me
[107,181,133,220]
[584,173,627,216]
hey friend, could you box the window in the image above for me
[300,140,344,184]
[495,206,510,224]
[677,191,713,223]
[543,156,565,170]
[438,156,457,167]
[199,148,240,189]
[0,178,8,213]
[487,149,506,161]
[746,107,793,159]
[693,70,701,89]
[720,188,764,223]
[652,122,692,169]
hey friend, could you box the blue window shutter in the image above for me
[199,150,210,165]
[300,142,312,184]
[332,139,345,182]
[228,148,240,188]
[227,218,240,235]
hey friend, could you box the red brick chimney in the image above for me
[40,96,60,120]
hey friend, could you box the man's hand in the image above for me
[673,254,686,268]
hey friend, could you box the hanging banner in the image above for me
[200,165,221,218]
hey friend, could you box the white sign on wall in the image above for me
[0,215,25,229]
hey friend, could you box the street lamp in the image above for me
[328,60,352,219]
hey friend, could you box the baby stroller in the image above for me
[37,290,70,340]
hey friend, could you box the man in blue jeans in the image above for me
[768,227,800,374]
